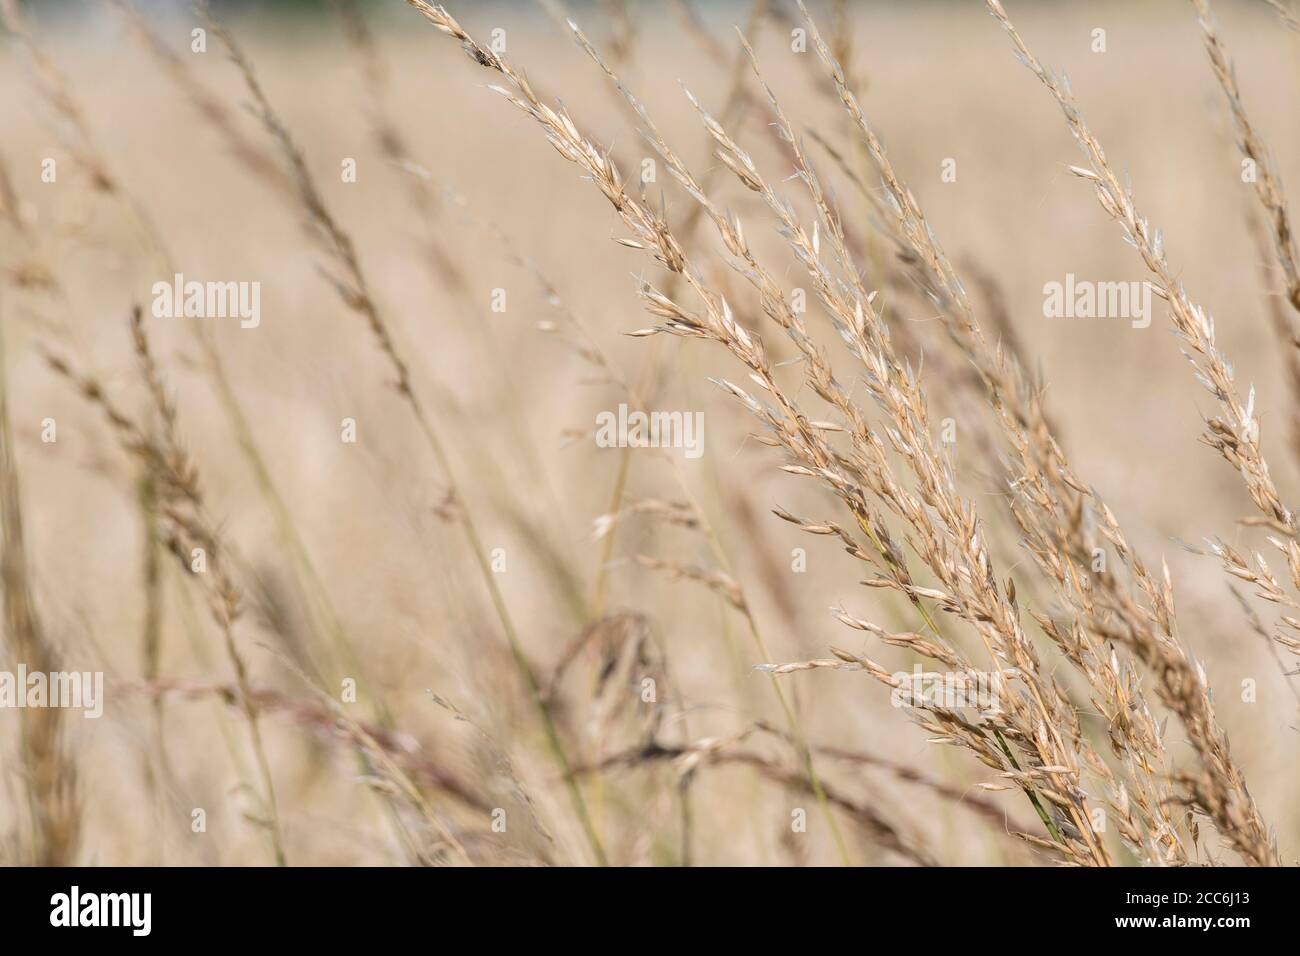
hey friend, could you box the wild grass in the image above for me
[0,0,1297,866]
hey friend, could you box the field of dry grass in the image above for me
[1,0,1299,866]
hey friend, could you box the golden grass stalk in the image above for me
[778,0,1188,864]
[985,0,1279,866]
[0,321,80,866]
[45,308,288,866]
[560,0,771,622]
[197,0,610,865]
[988,0,1292,537]
[1192,0,1300,311]
[407,0,1105,863]
[758,0,1265,865]
[411,0,867,864]
[9,0,389,721]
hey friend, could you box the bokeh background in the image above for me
[1,0,1298,865]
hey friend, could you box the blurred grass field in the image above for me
[1,0,1299,865]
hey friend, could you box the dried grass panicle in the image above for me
[776,2,1192,864]
[11,0,386,720]
[411,0,1111,865]
[774,0,1273,866]
[1191,0,1300,313]
[411,0,902,867]
[44,309,288,866]
[779,0,1278,867]
[1191,0,1300,537]
[409,0,1290,866]
[987,0,1280,867]
[612,9,1174,866]
[4,0,1294,868]
[987,1,1292,538]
